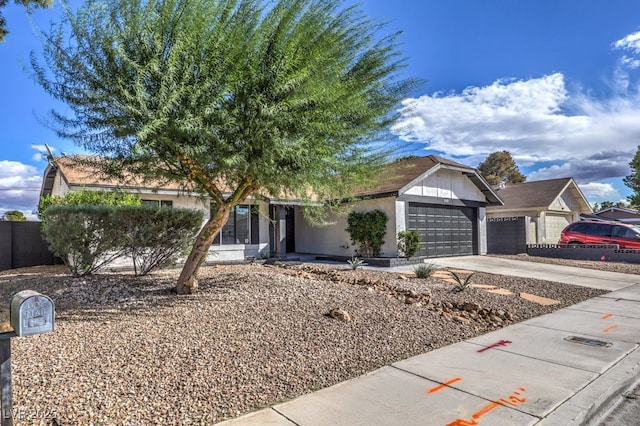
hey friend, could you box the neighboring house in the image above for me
[590,207,640,224]
[486,178,592,253]
[41,154,502,262]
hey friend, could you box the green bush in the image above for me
[398,230,421,257]
[116,206,203,276]
[450,271,474,293]
[42,204,203,277]
[42,205,127,277]
[39,189,140,218]
[345,209,387,257]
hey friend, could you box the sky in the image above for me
[2,0,640,218]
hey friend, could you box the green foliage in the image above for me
[41,205,127,277]
[414,263,435,279]
[450,271,474,293]
[0,0,52,42]
[624,146,640,208]
[346,209,388,257]
[477,151,526,186]
[42,204,203,277]
[397,230,421,257]
[115,206,204,276]
[2,210,27,221]
[346,256,365,270]
[31,0,418,290]
[39,189,141,218]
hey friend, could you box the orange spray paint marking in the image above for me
[446,387,527,426]
[604,325,618,333]
[602,313,613,320]
[427,377,462,394]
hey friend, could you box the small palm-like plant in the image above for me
[450,271,474,292]
[347,256,365,270]
[414,263,436,278]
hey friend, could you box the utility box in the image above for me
[10,290,55,337]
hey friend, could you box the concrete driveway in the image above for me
[421,255,640,291]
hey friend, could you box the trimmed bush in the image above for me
[115,206,203,276]
[42,205,127,277]
[42,204,204,277]
[398,230,421,257]
[346,209,387,257]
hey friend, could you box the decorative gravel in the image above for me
[0,260,613,425]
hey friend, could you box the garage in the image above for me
[408,203,477,257]
[545,214,571,244]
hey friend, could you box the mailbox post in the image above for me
[0,291,54,426]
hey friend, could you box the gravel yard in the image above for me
[0,259,619,425]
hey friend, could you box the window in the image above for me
[141,199,173,208]
[613,226,639,239]
[212,204,256,245]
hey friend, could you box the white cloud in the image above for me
[391,62,640,202]
[614,31,640,55]
[0,161,43,211]
[577,182,621,201]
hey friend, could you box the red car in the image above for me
[558,221,640,249]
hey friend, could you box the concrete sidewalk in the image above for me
[217,257,640,425]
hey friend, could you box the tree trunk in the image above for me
[176,205,231,294]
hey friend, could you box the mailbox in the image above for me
[9,290,55,337]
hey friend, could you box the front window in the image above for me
[141,199,173,208]
[213,205,251,245]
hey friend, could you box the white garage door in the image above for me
[545,214,571,244]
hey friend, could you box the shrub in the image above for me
[450,271,474,293]
[42,204,204,277]
[39,189,140,217]
[346,209,387,257]
[116,206,203,276]
[414,263,435,278]
[42,205,127,277]
[347,256,365,270]
[398,230,421,257]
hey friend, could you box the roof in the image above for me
[41,154,502,205]
[41,155,195,197]
[487,177,592,213]
[353,155,502,204]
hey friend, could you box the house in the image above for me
[294,155,503,258]
[590,207,640,224]
[486,177,592,253]
[40,154,503,262]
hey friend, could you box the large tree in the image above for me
[477,150,526,186]
[32,0,416,294]
[624,146,640,207]
[0,0,52,41]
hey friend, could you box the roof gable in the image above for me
[488,178,592,213]
[352,155,502,204]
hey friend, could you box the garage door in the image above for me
[408,204,476,257]
[545,214,571,244]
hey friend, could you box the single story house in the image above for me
[590,207,640,224]
[486,177,592,253]
[41,154,503,261]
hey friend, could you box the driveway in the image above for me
[377,255,640,291]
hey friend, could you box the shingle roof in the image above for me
[488,178,590,212]
[354,155,476,196]
[43,154,501,204]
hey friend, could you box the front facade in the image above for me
[486,178,592,252]
[295,156,502,258]
[41,154,502,262]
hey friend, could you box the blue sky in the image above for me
[2,0,640,217]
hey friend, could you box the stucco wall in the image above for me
[295,197,398,257]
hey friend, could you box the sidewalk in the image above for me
[217,257,640,425]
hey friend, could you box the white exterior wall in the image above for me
[477,207,487,255]
[295,197,398,257]
[403,169,486,202]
